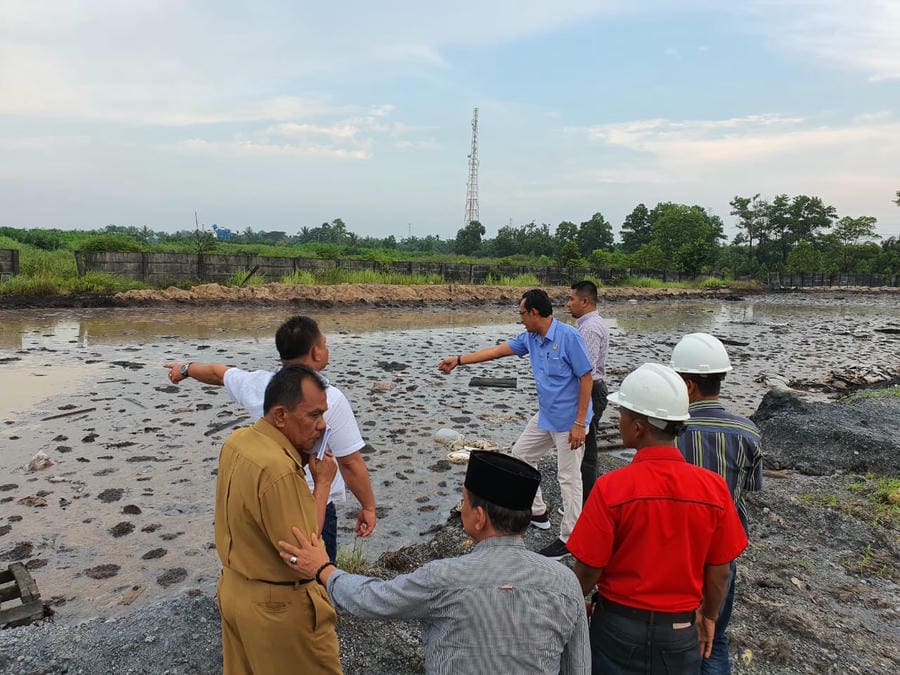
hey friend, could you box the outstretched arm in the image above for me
[438,343,515,373]
[163,362,230,386]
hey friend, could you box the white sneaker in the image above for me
[529,512,551,530]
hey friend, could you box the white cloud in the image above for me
[176,138,371,160]
[743,0,900,80]
[571,113,900,170]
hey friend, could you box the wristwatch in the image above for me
[180,363,191,378]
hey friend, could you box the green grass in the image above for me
[844,386,900,403]
[335,537,369,574]
[280,270,317,285]
[615,276,694,288]
[797,492,840,507]
[484,272,542,286]
[225,269,267,287]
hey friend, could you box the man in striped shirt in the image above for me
[671,333,763,675]
[279,451,590,674]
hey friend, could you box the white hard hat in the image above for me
[607,363,690,422]
[670,333,733,374]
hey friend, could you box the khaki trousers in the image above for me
[512,412,584,542]
[217,567,342,675]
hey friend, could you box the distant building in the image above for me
[211,224,232,241]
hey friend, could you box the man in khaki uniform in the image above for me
[215,364,342,674]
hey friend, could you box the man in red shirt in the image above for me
[567,363,748,674]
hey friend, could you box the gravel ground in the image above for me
[1,290,897,674]
[3,389,898,674]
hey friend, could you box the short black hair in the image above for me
[623,407,684,440]
[274,316,322,361]
[263,364,326,415]
[681,373,725,397]
[571,280,598,304]
[521,289,552,317]
[468,491,532,535]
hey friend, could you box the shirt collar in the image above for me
[688,400,725,412]
[631,445,686,464]
[575,310,598,329]
[531,317,559,344]
[252,418,305,468]
[473,535,526,552]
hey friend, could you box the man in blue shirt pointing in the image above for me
[439,289,593,559]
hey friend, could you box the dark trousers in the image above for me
[590,605,700,675]
[582,380,608,503]
[323,501,337,562]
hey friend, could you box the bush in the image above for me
[0,274,62,296]
[484,273,541,286]
[281,270,317,285]
[69,272,143,293]
[225,270,267,287]
[78,235,144,253]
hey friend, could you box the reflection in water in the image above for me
[0,361,103,418]
[0,306,517,350]
[2,297,897,351]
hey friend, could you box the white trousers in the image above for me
[511,413,584,542]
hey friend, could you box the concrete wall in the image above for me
[0,249,19,279]
[75,251,653,286]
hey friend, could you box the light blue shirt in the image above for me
[507,318,593,432]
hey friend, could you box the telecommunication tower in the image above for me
[463,107,479,227]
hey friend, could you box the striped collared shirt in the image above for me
[326,535,590,674]
[575,310,608,381]
[675,400,763,533]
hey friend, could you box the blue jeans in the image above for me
[703,561,736,675]
[590,605,701,674]
[323,502,337,563]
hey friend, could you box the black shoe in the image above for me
[538,539,570,560]
[530,511,551,530]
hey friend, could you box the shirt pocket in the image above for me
[547,356,568,378]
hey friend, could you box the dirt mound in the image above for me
[113,282,744,306]
[753,390,900,475]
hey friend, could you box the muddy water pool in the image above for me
[0,294,897,623]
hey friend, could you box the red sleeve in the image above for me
[706,482,748,565]
[566,480,615,568]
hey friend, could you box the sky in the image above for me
[1,0,899,243]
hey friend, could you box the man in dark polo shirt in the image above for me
[567,363,748,674]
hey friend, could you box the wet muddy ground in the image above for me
[0,292,898,626]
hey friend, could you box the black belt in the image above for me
[258,577,313,586]
[600,598,695,624]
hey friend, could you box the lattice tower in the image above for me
[463,107,479,227]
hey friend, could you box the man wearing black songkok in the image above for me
[278,451,590,674]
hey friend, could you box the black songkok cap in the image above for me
[464,451,540,510]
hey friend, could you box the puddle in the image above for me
[0,293,897,624]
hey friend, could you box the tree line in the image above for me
[2,191,896,277]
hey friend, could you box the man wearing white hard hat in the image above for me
[671,333,763,675]
[567,363,748,675]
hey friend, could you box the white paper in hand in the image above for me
[308,426,332,460]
